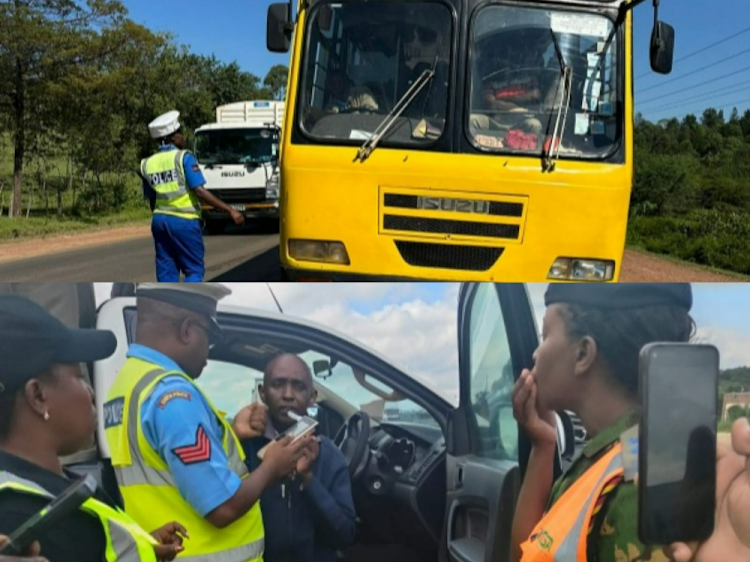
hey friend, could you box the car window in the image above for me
[468,284,518,461]
[196,360,262,421]
[298,350,439,428]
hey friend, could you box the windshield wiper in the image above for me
[354,68,435,163]
[543,29,573,172]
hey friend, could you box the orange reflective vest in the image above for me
[520,443,624,562]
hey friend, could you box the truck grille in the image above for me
[380,188,528,245]
[395,241,503,271]
[210,189,266,203]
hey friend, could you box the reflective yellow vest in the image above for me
[141,149,201,220]
[104,357,264,562]
[0,471,159,562]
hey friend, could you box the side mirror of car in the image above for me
[313,359,332,379]
[650,20,675,75]
[267,2,293,54]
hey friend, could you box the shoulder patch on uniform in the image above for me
[192,164,201,172]
[158,390,192,409]
[172,425,211,465]
[103,397,125,429]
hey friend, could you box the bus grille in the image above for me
[380,188,527,245]
[395,241,503,271]
[384,215,520,239]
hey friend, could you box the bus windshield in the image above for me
[299,1,452,146]
[194,128,278,166]
[468,5,620,159]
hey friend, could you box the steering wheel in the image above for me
[333,411,371,480]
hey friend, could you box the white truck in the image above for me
[193,100,284,234]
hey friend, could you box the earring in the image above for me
[43,411,50,421]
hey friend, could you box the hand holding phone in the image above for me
[262,434,316,480]
[0,536,46,562]
[0,474,97,557]
[666,417,750,562]
[257,415,318,460]
[638,343,719,545]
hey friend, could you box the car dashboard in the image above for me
[353,421,447,553]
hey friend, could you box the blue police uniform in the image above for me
[142,146,206,282]
[128,343,242,514]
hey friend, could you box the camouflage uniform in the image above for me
[546,411,669,562]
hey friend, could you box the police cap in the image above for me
[136,283,232,335]
[148,110,181,140]
[544,283,692,312]
[0,296,117,395]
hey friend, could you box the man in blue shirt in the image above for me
[241,353,357,562]
[142,111,245,282]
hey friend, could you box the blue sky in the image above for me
[121,0,750,123]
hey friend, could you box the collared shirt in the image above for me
[141,144,206,201]
[128,344,241,517]
[546,411,669,562]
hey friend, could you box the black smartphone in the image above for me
[0,474,98,555]
[638,343,719,545]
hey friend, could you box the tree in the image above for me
[263,64,289,101]
[0,0,128,217]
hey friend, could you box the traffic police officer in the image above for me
[511,283,695,562]
[142,111,245,282]
[103,283,311,562]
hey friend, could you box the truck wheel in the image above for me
[204,220,226,235]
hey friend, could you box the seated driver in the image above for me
[240,353,356,562]
[325,70,379,114]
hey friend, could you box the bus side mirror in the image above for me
[650,21,675,75]
[267,2,292,53]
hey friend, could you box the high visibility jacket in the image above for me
[520,443,625,562]
[141,149,201,220]
[0,471,159,562]
[104,357,264,562]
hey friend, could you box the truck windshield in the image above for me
[194,128,278,166]
[468,5,620,159]
[299,1,452,146]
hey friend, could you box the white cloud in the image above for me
[695,326,750,370]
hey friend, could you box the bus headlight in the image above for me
[266,172,280,200]
[547,258,615,282]
[289,239,350,265]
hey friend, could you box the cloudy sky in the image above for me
[94,283,749,410]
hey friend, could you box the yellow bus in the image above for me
[266,0,674,281]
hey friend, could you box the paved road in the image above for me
[0,225,283,282]
[0,222,742,282]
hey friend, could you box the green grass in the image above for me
[0,207,150,242]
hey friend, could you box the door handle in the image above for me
[455,464,464,489]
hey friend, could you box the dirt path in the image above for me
[0,224,151,264]
[620,249,745,282]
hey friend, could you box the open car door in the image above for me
[442,283,563,562]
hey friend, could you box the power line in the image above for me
[643,82,750,113]
[637,47,750,94]
[637,65,750,106]
[637,25,750,80]
[649,96,750,117]
[639,79,750,110]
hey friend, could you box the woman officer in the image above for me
[0,295,187,562]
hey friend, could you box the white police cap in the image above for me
[148,110,181,139]
[136,283,232,323]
